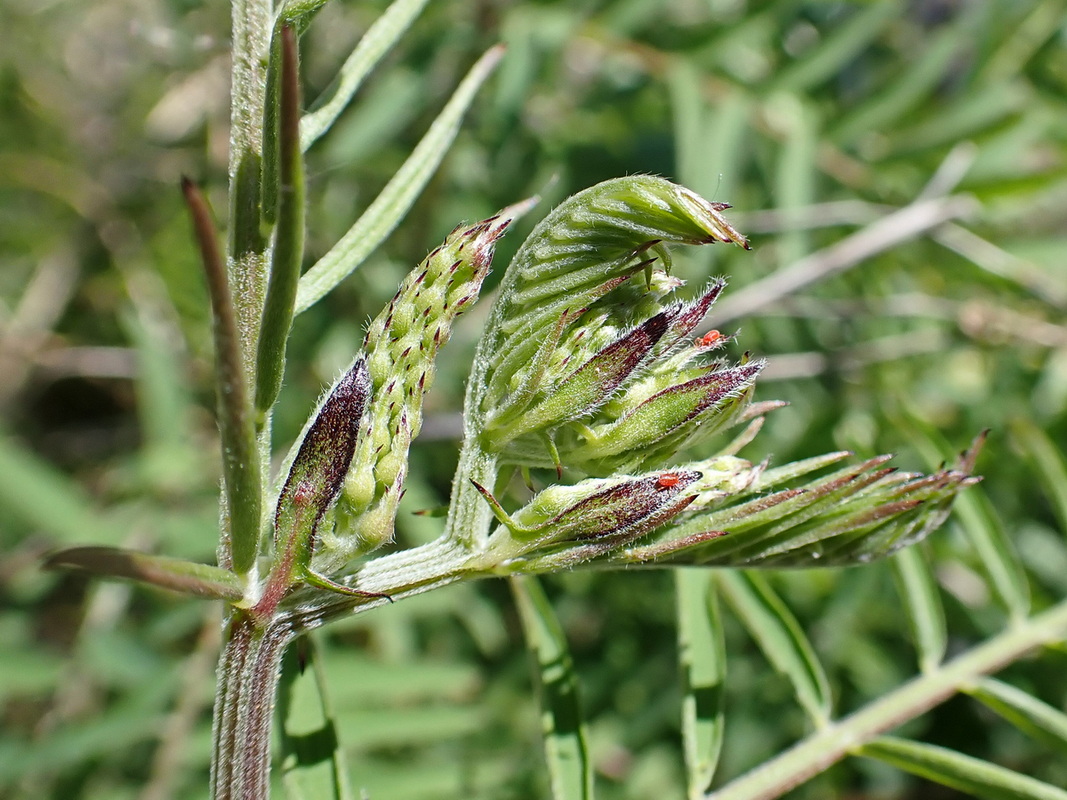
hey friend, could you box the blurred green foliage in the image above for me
[2,0,1067,797]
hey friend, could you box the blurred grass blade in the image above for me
[889,546,946,673]
[43,546,243,600]
[857,735,1067,800]
[1011,417,1067,539]
[675,569,726,798]
[510,575,594,800]
[182,178,262,576]
[715,570,831,725]
[894,408,1029,619]
[256,25,306,417]
[300,0,429,150]
[772,94,817,265]
[830,7,978,144]
[0,433,115,544]
[121,308,191,461]
[966,678,1067,756]
[772,1,900,93]
[958,479,1031,619]
[295,45,504,314]
[278,636,355,800]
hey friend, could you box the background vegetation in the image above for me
[2,0,1067,798]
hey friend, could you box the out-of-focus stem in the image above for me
[706,598,1067,800]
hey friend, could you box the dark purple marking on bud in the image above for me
[656,280,726,352]
[559,470,702,542]
[401,346,412,359]
[275,359,371,537]
[570,310,670,393]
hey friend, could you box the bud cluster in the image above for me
[495,275,764,476]
[472,177,756,479]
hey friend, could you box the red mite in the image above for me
[292,480,315,506]
[657,472,681,488]
[695,330,722,348]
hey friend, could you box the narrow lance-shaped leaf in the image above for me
[182,178,261,576]
[511,575,594,800]
[896,413,1028,618]
[676,569,726,798]
[1011,417,1067,541]
[890,545,946,672]
[857,736,1067,800]
[966,678,1067,756]
[256,25,307,417]
[294,45,505,313]
[257,359,372,617]
[300,0,430,150]
[43,547,243,601]
[716,570,831,725]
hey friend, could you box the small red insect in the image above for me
[695,330,723,348]
[292,480,315,506]
[657,472,681,488]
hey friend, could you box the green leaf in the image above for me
[889,545,946,672]
[43,546,243,600]
[278,636,355,800]
[1012,417,1067,540]
[967,678,1067,756]
[0,432,115,544]
[256,25,307,417]
[893,412,1029,618]
[510,575,593,800]
[857,735,1067,800]
[675,569,726,798]
[294,45,504,314]
[715,570,831,725]
[182,179,262,576]
[300,0,429,151]
[955,488,1031,620]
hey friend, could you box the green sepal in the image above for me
[258,359,370,616]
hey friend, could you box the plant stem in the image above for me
[706,598,1067,800]
[211,612,294,800]
[228,0,272,371]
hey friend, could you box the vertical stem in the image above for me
[211,612,295,800]
[228,0,272,372]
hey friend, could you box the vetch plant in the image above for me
[44,5,1060,800]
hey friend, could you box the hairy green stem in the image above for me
[211,613,295,800]
[706,598,1067,800]
[228,0,272,371]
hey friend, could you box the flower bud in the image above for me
[473,468,707,571]
[321,210,517,568]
